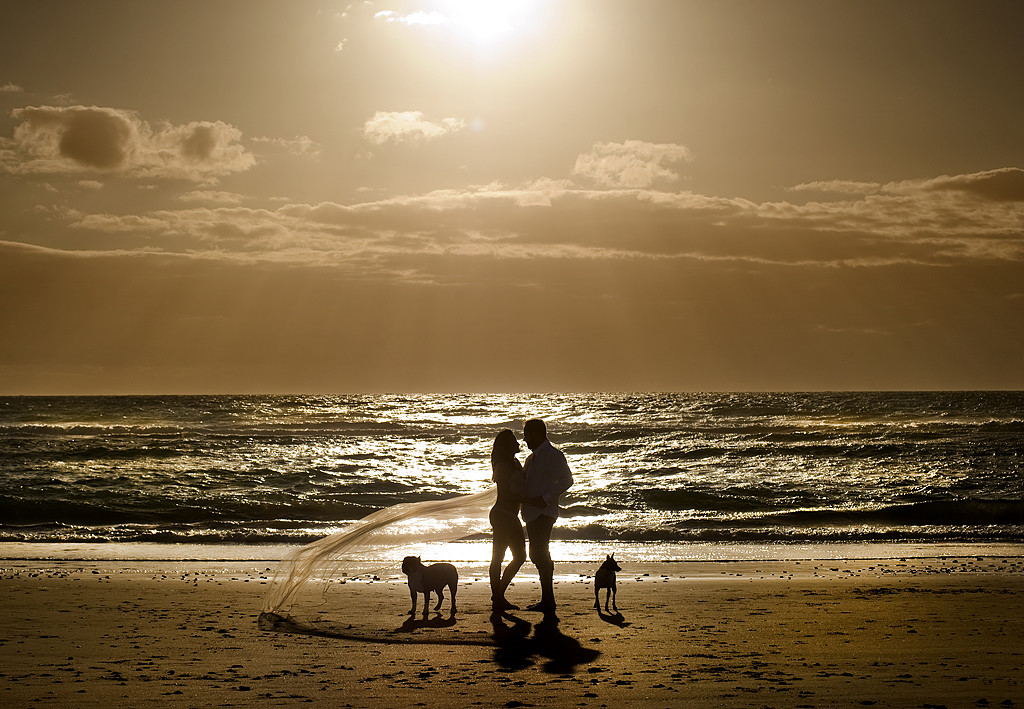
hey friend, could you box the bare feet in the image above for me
[491,598,519,611]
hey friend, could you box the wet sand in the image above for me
[2,555,1023,707]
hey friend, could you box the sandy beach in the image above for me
[3,553,1022,708]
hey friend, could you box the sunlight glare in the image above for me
[435,0,539,44]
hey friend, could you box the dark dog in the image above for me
[594,554,621,612]
[401,556,458,615]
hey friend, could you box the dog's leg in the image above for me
[409,587,417,615]
[423,591,432,615]
[594,585,600,609]
[611,584,617,612]
[434,587,444,611]
[448,582,457,613]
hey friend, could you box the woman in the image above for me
[489,429,526,611]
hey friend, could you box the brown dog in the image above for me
[594,554,620,612]
[401,556,458,615]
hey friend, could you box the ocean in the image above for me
[1,392,1022,561]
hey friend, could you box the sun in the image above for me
[434,0,540,45]
[373,1,545,49]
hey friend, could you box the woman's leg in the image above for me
[490,513,526,609]
[497,517,526,600]
[489,533,508,601]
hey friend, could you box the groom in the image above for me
[520,418,573,613]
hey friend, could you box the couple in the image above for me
[489,418,573,614]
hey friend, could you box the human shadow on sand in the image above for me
[489,611,601,673]
[258,610,602,666]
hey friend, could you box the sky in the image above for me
[1,0,1023,394]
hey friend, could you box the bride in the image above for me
[488,429,526,611]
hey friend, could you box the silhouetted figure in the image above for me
[594,554,620,612]
[489,429,527,611]
[520,418,573,613]
[401,556,458,616]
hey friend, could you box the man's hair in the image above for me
[524,418,547,438]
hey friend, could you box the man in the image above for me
[520,418,573,613]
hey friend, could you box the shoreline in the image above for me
[3,552,1023,707]
[3,539,1023,564]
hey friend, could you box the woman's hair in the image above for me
[491,429,518,461]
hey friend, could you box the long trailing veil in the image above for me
[260,486,498,621]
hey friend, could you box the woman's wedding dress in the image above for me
[261,486,498,619]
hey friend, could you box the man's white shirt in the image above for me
[520,439,573,523]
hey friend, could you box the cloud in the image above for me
[15,164,1023,283]
[252,134,321,159]
[921,167,1024,202]
[789,180,882,195]
[784,170,1024,237]
[13,106,139,169]
[1,82,24,93]
[362,111,466,145]
[374,10,446,26]
[177,190,247,205]
[4,105,255,182]
[572,140,693,188]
